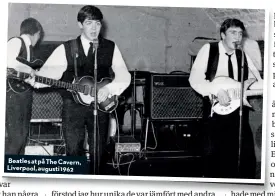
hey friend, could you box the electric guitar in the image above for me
[7,57,44,93]
[16,56,44,70]
[7,68,118,113]
[210,76,263,115]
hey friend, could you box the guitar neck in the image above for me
[35,76,85,93]
[11,70,85,93]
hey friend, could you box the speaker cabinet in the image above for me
[31,89,63,122]
[148,74,203,121]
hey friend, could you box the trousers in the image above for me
[5,89,33,155]
[203,108,256,178]
[61,97,109,174]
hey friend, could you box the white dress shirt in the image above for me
[7,34,33,73]
[189,41,263,97]
[35,34,131,96]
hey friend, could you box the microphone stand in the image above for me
[93,39,99,175]
[237,44,244,176]
[131,70,137,137]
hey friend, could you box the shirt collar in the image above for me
[80,34,94,55]
[21,34,31,47]
[218,40,235,56]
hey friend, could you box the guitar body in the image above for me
[71,76,118,113]
[7,57,44,93]
[212,99,248,115]
[71,76,95,106]
[210,76,262,115]
[16,56,44,70]
[7,78,31,93]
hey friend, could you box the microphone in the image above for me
[93,38,99,49]
[234,42,242,50]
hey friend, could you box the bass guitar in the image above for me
[7,68,118,113]
[210,76,263,115]
[7,57,44,93]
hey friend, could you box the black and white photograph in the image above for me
[4,2,266,183]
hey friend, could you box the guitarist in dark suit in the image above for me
[6,18,44,154]
[189,18,263,178]
[28,5,131,174]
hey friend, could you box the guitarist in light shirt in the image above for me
[27,5,131,174]
[189,18,263,178]
[6,18,44,155]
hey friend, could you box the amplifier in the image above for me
[148,74,203,121]
[31,89,63,122]
[112,136,141,153]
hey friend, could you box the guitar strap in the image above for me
[71,39,79,80]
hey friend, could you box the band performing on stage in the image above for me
[5,4,265,179]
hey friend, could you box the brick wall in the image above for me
[8,4,265,72]
[204,8,265,40]
[8,4,217,72]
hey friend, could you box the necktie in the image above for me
[88,42,94,56]
[226,53,234,79]
[29,45,33,62]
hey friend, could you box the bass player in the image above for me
[27,5,131,174]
